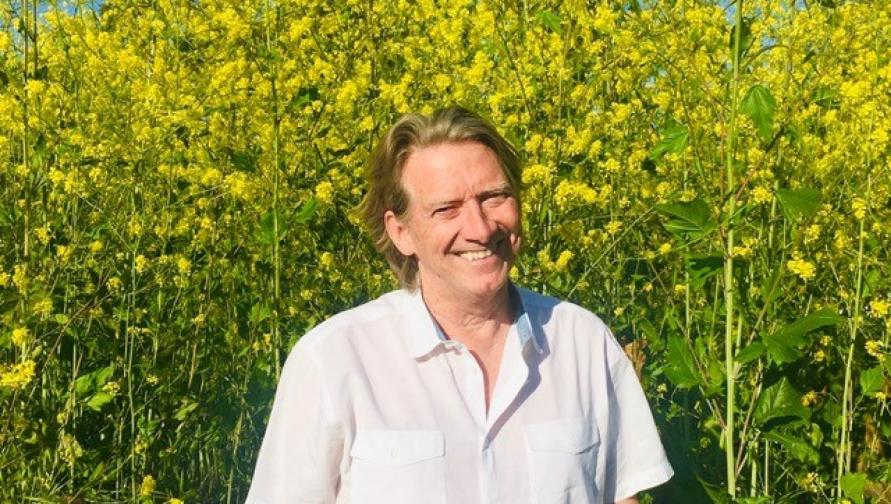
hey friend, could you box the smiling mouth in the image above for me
[456,249,495,261]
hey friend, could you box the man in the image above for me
[247,107,673,503]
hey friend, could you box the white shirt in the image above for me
[247,285,673,504]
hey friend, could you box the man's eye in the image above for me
[483,193,509,205]
[433,206,457,217]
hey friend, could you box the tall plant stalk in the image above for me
[723,0,744,497]
[265,0,282,382]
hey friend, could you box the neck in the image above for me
[418,280,515,349]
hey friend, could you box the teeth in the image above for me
[458,250,494,261]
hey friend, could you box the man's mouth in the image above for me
[456,249,495,261]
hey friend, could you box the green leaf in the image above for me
[755,378,809,424]
[762,331,803,364]
[229,150,257,172]
[663,334,700,389]
[740,84,776,143]
[290,87,320,109]
[840,472,867,504]
[813,86,837,108]
[763,431,819,464]
[760,266,784,304]
[684,254,723,287]
[294,198,318,224]
[250,302,271,325]
[74,365,114,395]
[536,10,562,34]
[86,391,114,411]
[776,187,822,219]
[859,366,884,395]
[636,318,659,348]
[763,309,843,364]
[776,308,844,342]
[655,199,716,239]
[648,122,689,161]
[174,400,199,422]
[728,17,753,63]
[735,342,766,364]
[259,211,278,245]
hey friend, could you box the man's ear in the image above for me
[384,210,415,257]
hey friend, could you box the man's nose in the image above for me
[463,201,498,242]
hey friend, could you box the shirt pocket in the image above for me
[524,418,600,503]
[349,429,446,504]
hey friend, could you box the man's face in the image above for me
[385,141,521,302]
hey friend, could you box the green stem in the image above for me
[838,174,870,495]
[266,0,282,382]
[724,0,744,497]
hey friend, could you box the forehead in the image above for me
[400,142,508,202]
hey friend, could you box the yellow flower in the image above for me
[851,197,867,220]
[869,299,889,318]
[176,256,192,275]
[89,240,104,253]
[11,327,30,346]
[107,276,123,291]
[787,255,816,281]
[673,284,687,296]
[865,340,884,360]
[12,264,28,291]
[319,252,334,269]
[801,390,818,407]
[167,499,184,504]
[804,224,821,244]
[605,220,622,235]
[813,349,826,362]
[135,255,148,274]
[35,225,51,244]
[658,242,672,255]
[613,306,625,317]
[315,181,335,205]
[800,471,821,493]
[751,186,773,204]
[140,475,156,497]
[554,250,573,271]
[732,246,752,258]
[0,360,36,389]
[56,245,72,264]
[522,164,554,185]
[34,298,53,317]
[102,380,120,396]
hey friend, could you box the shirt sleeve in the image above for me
[600,325,674,502]
[246,345,345,504]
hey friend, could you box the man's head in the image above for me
[358,106,522,291]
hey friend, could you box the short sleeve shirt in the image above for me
[247,285,673,503]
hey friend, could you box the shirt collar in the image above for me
[403,283,543,359]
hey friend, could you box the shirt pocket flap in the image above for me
[524,418,599,454]
[351,429,444,466]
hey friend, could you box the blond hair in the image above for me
[357,106,522,289]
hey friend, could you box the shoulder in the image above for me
[292,289,412,355]
[516,285,610,335]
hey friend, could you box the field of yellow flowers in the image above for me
[1,0,889,501]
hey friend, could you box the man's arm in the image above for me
[616,496,639,504]
[246,347,344,503]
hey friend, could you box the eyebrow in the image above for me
[428,184,514,208]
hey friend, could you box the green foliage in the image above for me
[1,0,889,502]
[740,85,776,143]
